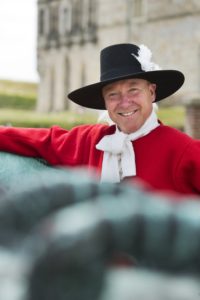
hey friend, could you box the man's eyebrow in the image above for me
[103,84,116,93]
[103,79,142,93]
[128,80,140,85]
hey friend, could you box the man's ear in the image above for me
[150,83,157,102]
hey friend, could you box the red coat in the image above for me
[0,123,200,196]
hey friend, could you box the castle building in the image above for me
[37,0,200,113]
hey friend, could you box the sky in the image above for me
[0,0,38,82]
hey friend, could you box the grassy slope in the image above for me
[0,80,37,97]
[0,79,185,129]
[0,79,37,110]
[0,80,98,128]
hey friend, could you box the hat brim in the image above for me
[68,70,185,110]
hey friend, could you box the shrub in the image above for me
[0,94,36,110]
[0,109,98,129]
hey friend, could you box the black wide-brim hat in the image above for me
[68,43,185,110]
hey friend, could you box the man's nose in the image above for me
[120,93,131,106]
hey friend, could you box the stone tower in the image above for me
[37,0,200,112]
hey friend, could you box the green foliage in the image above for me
[0,79,37,110]
[157,105,185,130]
[0,94,36,110]
[0,80,98,128]
[0,80,37,97]
[0,109,98,129]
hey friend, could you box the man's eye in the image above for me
[128,88,140,95]
[129,88,137,93]
[107,92,118,98]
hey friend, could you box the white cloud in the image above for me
[0,0,39,82]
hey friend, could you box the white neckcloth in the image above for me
[96,110,159,182]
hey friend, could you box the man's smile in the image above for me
[118,109,138,117]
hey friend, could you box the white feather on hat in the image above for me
[132,44,161,72]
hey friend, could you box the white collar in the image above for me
[96,110,159,182]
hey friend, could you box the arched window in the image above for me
[63,7,72,32]
[39,9,45,36]
[67,0,97,41]
[59,2,72,35]
[88,0,96,28]
[72,0,83,32]
[49,5,59,37]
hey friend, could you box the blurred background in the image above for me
[0,0,199,137]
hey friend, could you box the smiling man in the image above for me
[0,43,200,195]
[102,78,156,134]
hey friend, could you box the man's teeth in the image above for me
[120,111,135,116]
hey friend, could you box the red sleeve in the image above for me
[175,139,200,194]
[0,125,105,166]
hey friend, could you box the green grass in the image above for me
[0,94,36,110]
[0,80,37,97]
[0,109,98,129]
[157,105,185,129]
[0,80,37,110]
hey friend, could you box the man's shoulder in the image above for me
[72,123,114,135]
[158,124,190,137]
[68,124,115,141]
[155,123,194,145]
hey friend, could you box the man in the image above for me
[0,43,199,195]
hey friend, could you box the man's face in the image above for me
[103,78,156,134]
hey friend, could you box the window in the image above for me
[88,0,95,28]
[67,0,97,41]
[59,3,72,36]
[72,0,83,32]
[39,9,45,36]
[49,5,59,36]
[63,7,72,33]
